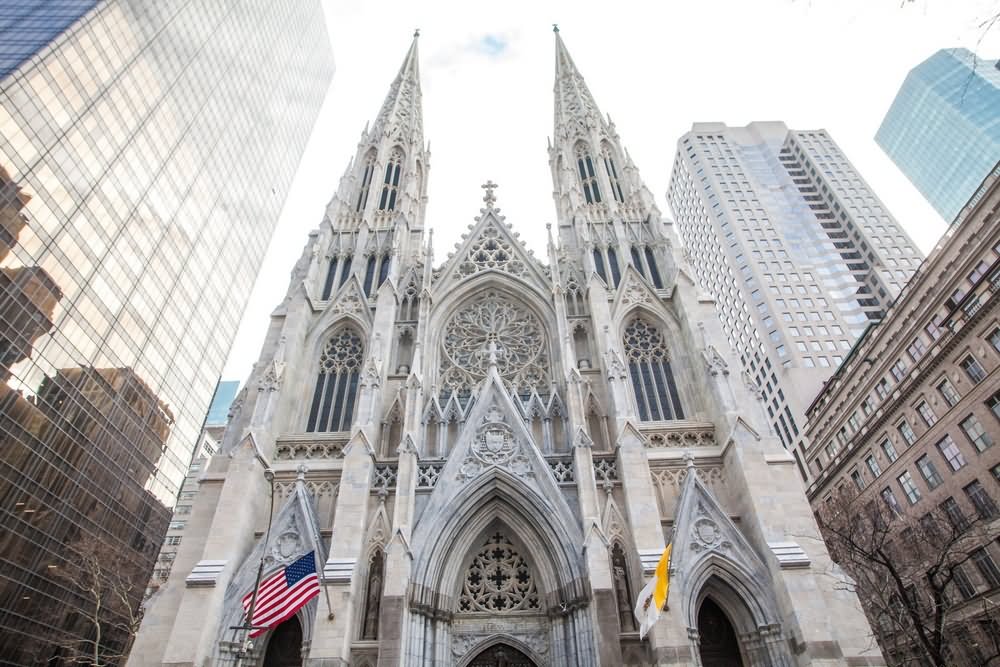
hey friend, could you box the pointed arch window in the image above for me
[363,253,391,297]
[630,245,664,289]
[623,318,684,421]
[378,149,403,212]
[593,247,621,287]
[593,248,607,283]
[307,330,364,432]
[356,151,376,213]
[321,253,354,299]
[602,147,625,203]
[576,145,602,204]
[565,279,586,317]
[399,278,420,321]
[644,247,663,288]
[322,256,339,300]
[607,247,621,286]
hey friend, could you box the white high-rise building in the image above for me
[668,122,922,477]
[131,36,881,667]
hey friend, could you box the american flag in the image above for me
[242,551,320,638]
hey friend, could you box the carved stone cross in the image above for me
[482,180,498,208]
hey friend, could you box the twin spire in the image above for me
[343,29,639,228]
[365,28,608,154]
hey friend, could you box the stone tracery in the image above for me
[457,533,540,614]
[458,222,530,279]
[439,291,549,397]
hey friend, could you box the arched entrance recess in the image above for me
[697,598,745,667]
[466,642,537,667]
[262,616,304,666]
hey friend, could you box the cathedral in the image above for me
[131,31,882,667]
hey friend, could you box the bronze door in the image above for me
[466,643,537,667]
[262,616,303,667]
[697,599,745,667]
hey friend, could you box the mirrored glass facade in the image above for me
[0,1,101,79]
[876,48,1000,223]
[0,1,333,662]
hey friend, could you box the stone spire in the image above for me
[552,28,606,141]
[369,30,423,148]
[547,28,673,286]
[327,32,429,230]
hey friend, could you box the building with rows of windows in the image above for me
[131,31,880,667]
[805,163,1000,665]
[667,122,923,479]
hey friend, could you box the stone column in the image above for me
[160,439,269,665]
[307,434,376,665]
[377,437,417,666]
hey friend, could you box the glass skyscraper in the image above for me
[876,48,1000,223]
[0,1,333,663]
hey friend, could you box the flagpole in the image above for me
[295,465,336,621]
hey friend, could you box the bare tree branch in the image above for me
[815,486,1000,667]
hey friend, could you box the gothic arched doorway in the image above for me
[467,643,537,667]
[262,616,303,667]
[697,598,744,667]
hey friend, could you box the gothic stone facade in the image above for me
[130,32,880,667]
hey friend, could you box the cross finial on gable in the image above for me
[482,180,498,208]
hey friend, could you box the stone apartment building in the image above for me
[805,163,1000,665]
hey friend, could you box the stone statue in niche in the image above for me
[611,542,637,631]
[362,550,384,640]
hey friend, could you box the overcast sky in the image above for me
[221,0,1000,382]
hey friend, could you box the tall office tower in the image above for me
[134,32,879,667]
[0,1,333,662]
[668,122,922,476]
[877,48,1000,223]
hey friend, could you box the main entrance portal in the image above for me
[466,643,538,667]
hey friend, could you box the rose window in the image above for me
[439,291,549,397]
[457,532,540,614]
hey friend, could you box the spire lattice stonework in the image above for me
[370,31,423,146]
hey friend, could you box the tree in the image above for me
[815,486,1000,667]
[50,535,147,666]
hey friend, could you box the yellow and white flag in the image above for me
[633,544,671,639]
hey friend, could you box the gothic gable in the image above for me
[310,275,372,333]
[212,473,325,661]
[410,368,585,595]
[432,208,550,296]
[611,265,667,320]
[668,461,781,631]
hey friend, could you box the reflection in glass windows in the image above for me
[0,0,333,660]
